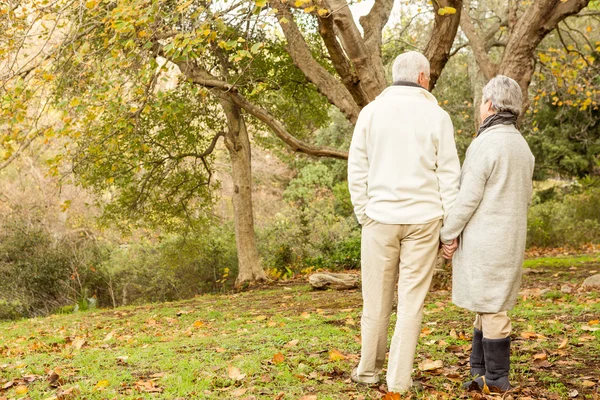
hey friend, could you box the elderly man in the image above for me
[348,51,460,392]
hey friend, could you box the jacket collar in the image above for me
[377,84,438,104]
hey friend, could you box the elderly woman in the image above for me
[440,75,535,392]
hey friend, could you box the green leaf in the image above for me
[251,42,263,54]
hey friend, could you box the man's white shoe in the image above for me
[351,367,380,385]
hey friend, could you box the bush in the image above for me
[0,217,108,319]
[528,186,600,248]
[260,162,361,276]
[99,224,238,306]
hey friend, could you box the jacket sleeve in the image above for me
[348,109,370,225]
[439,146,492,244]
[435,112,461,220]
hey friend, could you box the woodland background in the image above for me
[0,0,599,320]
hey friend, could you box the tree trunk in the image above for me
[220,97,267,286]
[424,0,463,90]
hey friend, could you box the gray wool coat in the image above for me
[440,124,535,314]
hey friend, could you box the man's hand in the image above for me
[441,238,458,260]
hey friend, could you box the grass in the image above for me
[1,254,599,399]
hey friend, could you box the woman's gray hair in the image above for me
[482,75,523,116]
[392,51,430,83]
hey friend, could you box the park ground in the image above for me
[0,254,599,399]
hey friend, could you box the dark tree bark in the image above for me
[424,0,463,90]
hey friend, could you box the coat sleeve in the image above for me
[348,109,370,225]
[435,112,461,220]
[440,146,493,244]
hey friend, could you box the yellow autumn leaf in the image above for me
[329,349,345,361]
[438,6,457,15]
[193,320,204,328]
[94,380,110,389]
[15,385,28,395]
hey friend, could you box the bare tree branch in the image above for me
[359,0,393,86]
[276,8,360,123]
[316,15,368,107]
[324,0,386,100]
[460,4,498,80]
[177,63,349,159]
[228,91,348,159]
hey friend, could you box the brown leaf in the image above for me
[300,312,310,319]
[533,353,547,361]
[521,331,538,339]
[2,381,14,390]
[71,338,86,350]
[418,359,443,371]
[558,338,568,349]
[581,325,599,332]
[446,345,463,353]
[228,366,246,381]
[382,392,401,400]
[298,396,317,400]
[284,339,299,348]
[215,347,226,353]
[272,353,285,364]
[533,359,552,368]
[134,379,163,393]
[232,387,248,397]
[581,380,596,387]
[56,385,81,399]
[420,327,433,337]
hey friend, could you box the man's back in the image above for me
[348,85,460,225]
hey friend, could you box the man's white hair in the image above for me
[392,51,430,83]
[482,75,523,116]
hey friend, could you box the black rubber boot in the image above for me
[470,328,486,377]
[481,337,511,392]
[462,328,486,389]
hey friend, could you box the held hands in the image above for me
[441,238,458,260]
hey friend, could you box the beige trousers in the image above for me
[473,311,512,339]
[356,218,442,393]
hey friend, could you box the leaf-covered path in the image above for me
[1,255,599,399]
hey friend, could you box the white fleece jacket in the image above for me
[348,85,461,225]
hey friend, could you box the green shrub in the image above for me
[528,186,600,248]
[261,162,361,275]
[100,224,238,306]
[0,300,26,320]
[0,217,108,319]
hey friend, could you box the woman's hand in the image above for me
[442,238,458,260]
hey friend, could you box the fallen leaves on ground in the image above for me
[418,359,443,372]
[228,366,246,381]
[272,352,284,364]
[329,349,346,361]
